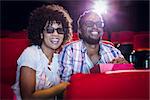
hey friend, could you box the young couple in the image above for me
[12,4,128,100]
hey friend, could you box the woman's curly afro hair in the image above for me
[28,4,73,46]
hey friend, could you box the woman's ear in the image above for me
[41,33,44,39]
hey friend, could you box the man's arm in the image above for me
[110,57,129,64]
[59,46,73,82]
[108,46,129,64]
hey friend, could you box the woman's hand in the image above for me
[60,82,70,90]
[60,82,70,96]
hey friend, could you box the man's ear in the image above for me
[77,29,81,34]
[77,29,83,39]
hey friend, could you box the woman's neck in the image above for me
[41,43,55,61]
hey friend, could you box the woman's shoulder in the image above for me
[20,45,41,58]
[17,45,41,68]
[24,45,40,53]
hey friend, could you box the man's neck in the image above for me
[84,42,100,56]
[84,42,101,65]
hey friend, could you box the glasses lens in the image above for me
[85,21,103,28]
[85,21,94,27]
[57,28,65,34]
[45,27,65,34]
[96,22,103,28]
[46,27,54,33]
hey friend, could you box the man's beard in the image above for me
[79,33,100,44]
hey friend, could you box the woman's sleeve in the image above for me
[17,47,38,70]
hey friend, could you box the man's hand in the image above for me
[110,57,129,64]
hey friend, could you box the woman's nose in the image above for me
[52,29,59,35]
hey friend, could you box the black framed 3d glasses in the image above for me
[84,21,104,28]
[44,27,66,34]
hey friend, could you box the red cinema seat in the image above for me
[0,30,28,39]
[113,31,135,63]
[65,70,150,100]
[102,32,109,40]
[111,32,120,47]
[133,34,149,51]
[111,32,120,43]
[138,31,149,35]
[72,33,79,41]
[0,84,15,99]
[0,38,29,99]
[133,34,150,69]
[119,31,135,44]
[65,33,79,45]
[1,30,12,38]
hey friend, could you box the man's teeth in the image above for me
[91,32,98,35]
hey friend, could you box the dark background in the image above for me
[1,0,149,33]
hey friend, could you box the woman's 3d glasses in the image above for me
[44,27,66,34]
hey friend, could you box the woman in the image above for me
[12,4,73,99]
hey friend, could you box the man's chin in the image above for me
[83,38,100,44]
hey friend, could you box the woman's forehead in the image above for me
[48,20,62,25]
[44,20,62,29]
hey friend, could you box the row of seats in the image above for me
[0,30,149,99]
[1,30,149,49]
[65,70,150,99]
[102,31,149,44]
[1,30,149,46]
[1,30,149,68]
[1,30,28,39]
[102,31,149,51]
[1,30,149,50]
[0,38,29,99]
[0,32,114,99]
[1,30,28,99]
[1,37,149,99]
[102,31,149,69]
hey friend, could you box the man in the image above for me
[59,10,128,82]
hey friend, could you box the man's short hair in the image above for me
[77,10,104,32]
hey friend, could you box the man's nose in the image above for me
[93,24,97,28]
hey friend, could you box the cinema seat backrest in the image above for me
[133,34,149,51]
[0,38,29,84]
[1,30,28,39]
[133,34,150,69]
[0,38,29,99]
[119,31,135,44]
[111,32,120,44]
[65,70,149,100]
[102,32,109,40]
